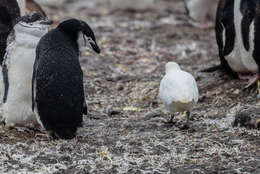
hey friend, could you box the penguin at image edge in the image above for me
[0,12,52,127]
[32,18,100,139]
[202,0,260,88]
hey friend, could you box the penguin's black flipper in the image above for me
[240,0,256,51]
[0,0,20,64]
[203,0,237,77]
[253,1,260,67]
[2,63,8,103]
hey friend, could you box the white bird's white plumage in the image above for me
[0,17,49,127]
[224,0,258,73]
[159,62,198,127]
[184,0,218,25]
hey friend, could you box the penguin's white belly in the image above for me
[225,41,249,73]
[2,46,37,127]
[227,0,258,73]
[225,43,258,73]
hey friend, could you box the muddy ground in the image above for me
[0,0,260,173]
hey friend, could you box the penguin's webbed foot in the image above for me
[238,73,259,89]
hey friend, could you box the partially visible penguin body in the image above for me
[32,19,100,139]
[203,0,260,88]
[184,0,218,28]
[0,12,52,127]
[0,0,21,64]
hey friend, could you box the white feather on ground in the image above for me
[159,62,199,128]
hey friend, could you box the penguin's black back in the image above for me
[0,0,20,64]
[33,29,84,139]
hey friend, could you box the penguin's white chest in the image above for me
[2,43,38,127]
[225,0,258,73]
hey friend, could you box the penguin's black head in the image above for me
[57,19,100,54]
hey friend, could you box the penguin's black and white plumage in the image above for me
[0,12,52,127]
[0,0,21,64]
[203,0,260,87]
[184,0,218,28]
[32,19,100,139]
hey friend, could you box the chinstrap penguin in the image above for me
[184,0,218,28]
[0,12,52,127]
[159,62,199,129]
[203,0,260,88]
[32,19,100,139]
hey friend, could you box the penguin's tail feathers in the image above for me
[200,64,222,72]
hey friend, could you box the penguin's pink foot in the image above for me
[238,73,259,88]
[196,21,214,29]
[238,73,255,80]
[245,74,259,88]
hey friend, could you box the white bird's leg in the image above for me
[180,110,190,129]
[186,110,190,128]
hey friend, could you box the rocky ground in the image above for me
[0,0,260,173]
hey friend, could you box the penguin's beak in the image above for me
[91,43,101,54]
[40,19,53,25]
